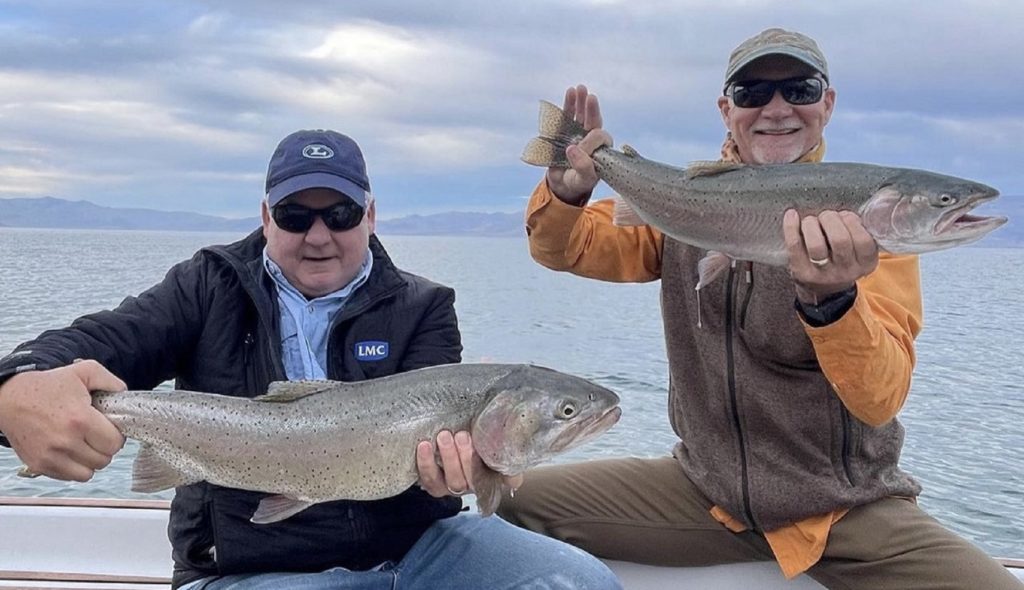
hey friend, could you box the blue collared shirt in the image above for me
[262,249,373,380]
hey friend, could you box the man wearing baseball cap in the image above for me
[0,129,622,590]
[499,28,1022,589]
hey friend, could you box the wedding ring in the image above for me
[809,256,830,267]
[446,485,467,497]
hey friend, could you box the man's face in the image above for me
[261,187,375,298]
[718,55,836,164]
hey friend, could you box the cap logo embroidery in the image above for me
[302,144,334,159]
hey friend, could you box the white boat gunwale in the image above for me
[1,496,1020,589]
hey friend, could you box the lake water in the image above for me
[0,227,1020,558]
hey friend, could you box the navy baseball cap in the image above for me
[265,129,370,208]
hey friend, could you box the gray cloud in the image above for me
[0,0,1021,217]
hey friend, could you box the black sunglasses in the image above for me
[271,201,365,233]
[726,76,825,109]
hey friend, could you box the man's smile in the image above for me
[755,128,800,135]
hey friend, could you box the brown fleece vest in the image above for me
[660,237,920,531]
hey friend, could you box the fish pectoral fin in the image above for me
[251,495,316,524]
[131,444,201,493]
[613,197,647,227]
[256,380,341,402]
[472,467,511,518]
[696,251,733,290]
[685,160,744,179]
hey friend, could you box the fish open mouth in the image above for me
[934,194,1008,239]
[550,406,622,453]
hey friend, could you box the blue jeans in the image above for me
[179,513,622,590]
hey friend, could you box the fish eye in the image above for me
[938,194,957,206]
[557,401,578,419]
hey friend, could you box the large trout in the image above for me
[24,364,620,523]
[523,100,1007,287]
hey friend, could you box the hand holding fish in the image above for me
[784,209,880,303]
[545,85,614,205]
[0,360,125,482]
[523,98,1006,291]
[10,364,618,523]
[415,430,524,498]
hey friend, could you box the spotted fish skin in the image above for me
[90,363,621,522]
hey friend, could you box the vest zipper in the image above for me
[725,266,756,528]
[839,404,856,485]
[242,331,257,393]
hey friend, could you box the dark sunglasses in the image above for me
[271,201,365,233]
[726,76,825,109]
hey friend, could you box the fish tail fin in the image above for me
[522,137,571,168]
[521,100,587,168]
[17,465,41,478]
[613,196,647,227]
[131,444,201,493]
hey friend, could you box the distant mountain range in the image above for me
[0,197,524,237]
[0,195,1021,246]
[0,197,259,232]
[378,211,524,237]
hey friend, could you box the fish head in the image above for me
[470,365,621,474]
[861,171,1007,254]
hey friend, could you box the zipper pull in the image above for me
[695,286,703,329]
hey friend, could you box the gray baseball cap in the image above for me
[724,28,829,88]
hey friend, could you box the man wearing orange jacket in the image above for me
[497,28,1021,590]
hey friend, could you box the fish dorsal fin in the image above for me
[685,160,744,179]
[612,196,647,227]
[255,380,339,403]
[622,144,641,158]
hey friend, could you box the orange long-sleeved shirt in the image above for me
[525,179,924,577]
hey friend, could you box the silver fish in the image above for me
[71,363,619,523]
[523,100,1007,287]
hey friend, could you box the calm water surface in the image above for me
[0,227,1020,557]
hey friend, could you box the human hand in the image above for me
[0,360,126,482]
[416,430,523,498]
[784,209,879,303]
[546,84,614,205]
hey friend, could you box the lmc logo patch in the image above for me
[355,340,389,361]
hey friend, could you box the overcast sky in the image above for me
[1,0,1021,218]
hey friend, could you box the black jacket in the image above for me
[0,230,464,588]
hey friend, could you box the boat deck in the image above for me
[1,497,1020,589]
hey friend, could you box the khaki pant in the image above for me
[496,457,1022,590]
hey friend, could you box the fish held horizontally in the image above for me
[523,100,1007,287]
[29,363,620,524]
